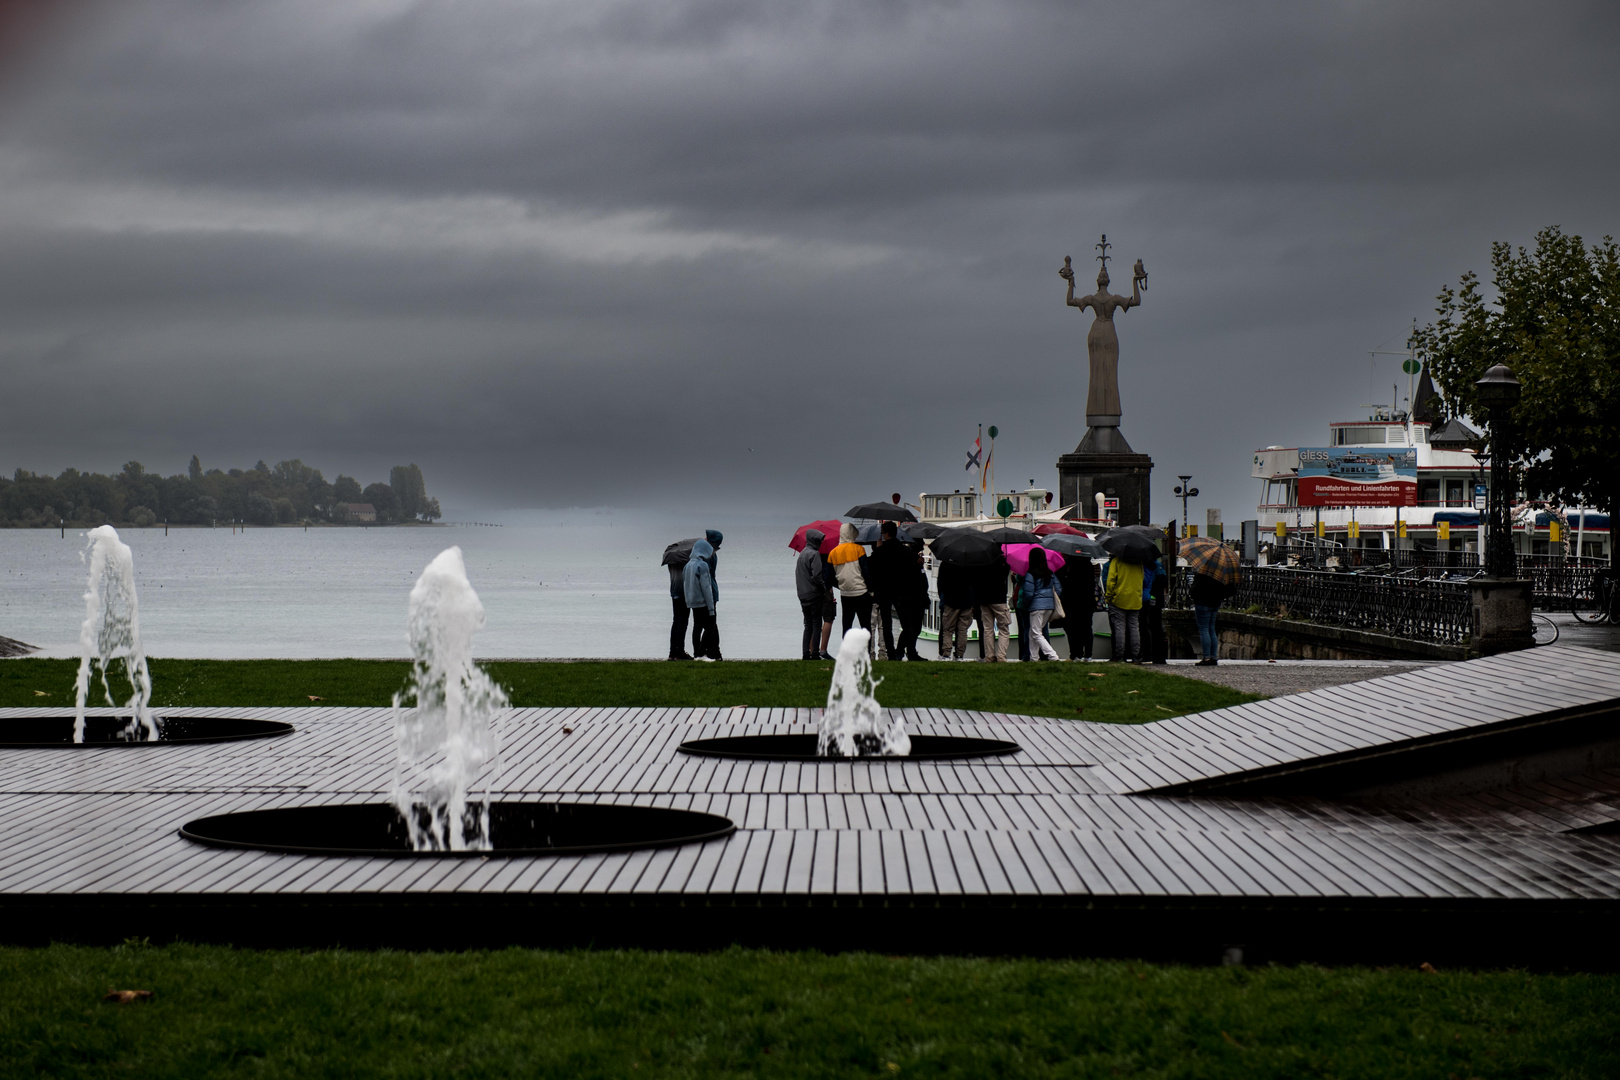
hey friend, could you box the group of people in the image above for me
[796,521,929,661]
[668,529,724,661]
[1100,544,1233,665]
[934,548,1088,662]
[667,524,1233,664]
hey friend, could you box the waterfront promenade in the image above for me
[3,645,1618,964]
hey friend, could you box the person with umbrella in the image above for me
[1181,536,1240,665]
[972,556,1013,662]
[873,523,931,661]
[1140,550,1169,665]
[662,536,702,660]
[1018,547,1064,661]
[828,522,875,656]
[869,520,930,661]
[1055,551,1096,661]
[795,528,835,661]
[1100,551,1146,664]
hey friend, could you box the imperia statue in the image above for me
[1060,235,1148,427]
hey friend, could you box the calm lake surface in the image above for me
[0,513,811,659]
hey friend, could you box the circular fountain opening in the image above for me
[0,715,294,748]
[179,802,735,857]
[677,733,1020,761]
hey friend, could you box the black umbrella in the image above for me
[851,520,945,544]
[1042,533,1104,558]
[661,537,700,567]
[846,502,917,523]
[980,526,1037,544]
[1098,528,1160,564]
[928,528,1003,566]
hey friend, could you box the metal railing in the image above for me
[1252,545,1605,611]
[1167,565,1472,646]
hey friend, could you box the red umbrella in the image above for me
[790,519,843,555]
[1033,522,1086,537]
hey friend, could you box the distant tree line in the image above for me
[0,457,441,528]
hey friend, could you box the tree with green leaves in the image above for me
[389,464,427,520]
[1416,226,1620,525]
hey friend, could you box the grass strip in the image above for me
[3,943,1615,1079]
[0,658,1254,722]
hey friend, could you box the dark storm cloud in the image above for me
[1,1,1616,517]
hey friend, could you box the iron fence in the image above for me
[1166,565,1472,646]
[1248,544,1604,611]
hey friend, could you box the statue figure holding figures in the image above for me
[1059,234,1148,427]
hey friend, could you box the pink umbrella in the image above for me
[1002,544,1065,576]
[1033,522,1086,537]
[790,519,844,555]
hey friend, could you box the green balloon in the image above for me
[988,426,999,439]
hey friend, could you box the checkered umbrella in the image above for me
[1179,536,1240,585]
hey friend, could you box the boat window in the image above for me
[951,496,962,516]
[1357,426,1387,444]
[1446,480,1465,506]
[1419,480,1441,506]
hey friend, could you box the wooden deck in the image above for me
[3,645,1619,960]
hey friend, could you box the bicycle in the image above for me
[1572,568,1616,625]
[1532,613,1560,646]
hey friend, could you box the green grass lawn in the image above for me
[0,657,1254,722]
[4,944,1616,1080]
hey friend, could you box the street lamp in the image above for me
[1475,363,1521,578]
[1173,475,1198,538]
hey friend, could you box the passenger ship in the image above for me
[1253,403,1611,561]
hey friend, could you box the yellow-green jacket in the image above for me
[1103,559,1144,611]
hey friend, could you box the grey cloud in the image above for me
[1,0,1616,517]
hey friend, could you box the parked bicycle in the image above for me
[1573,568,1617,625]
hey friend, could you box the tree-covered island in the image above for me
[0,458,441,528]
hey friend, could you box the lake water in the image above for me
[0,513,815,659]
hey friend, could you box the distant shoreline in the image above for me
[0,521,459,530]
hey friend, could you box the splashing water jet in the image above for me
[73,526,155,743]
[816,628,910,757]
[390,547,508,852]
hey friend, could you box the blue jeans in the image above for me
[1194,604,1219,660]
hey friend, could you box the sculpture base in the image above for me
[1057,441,1153,527]
[1469,577,1534,655]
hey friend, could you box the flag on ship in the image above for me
[964,427,982,475]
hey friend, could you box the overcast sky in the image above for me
[2,0,1615,522]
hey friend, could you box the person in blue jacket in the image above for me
[683,538,721,661]
[1018,547,1064,661]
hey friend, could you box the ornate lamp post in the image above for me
[1475,363,1521,579]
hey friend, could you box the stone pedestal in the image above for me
[1056,452,1153,526]
[1057,425,1152,526]
[1469,577,1534,655]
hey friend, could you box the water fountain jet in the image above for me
[678,629,1021,761]
[0,525,293,747]
[180,546,734,856]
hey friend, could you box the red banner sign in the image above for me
[1297,477,1416,507]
